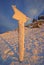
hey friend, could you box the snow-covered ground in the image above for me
[0,24,44,65]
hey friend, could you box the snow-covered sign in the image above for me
[12,5,30,62]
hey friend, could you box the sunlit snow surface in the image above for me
[0,24,44,65]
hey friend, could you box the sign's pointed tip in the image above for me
[12,5,16,9]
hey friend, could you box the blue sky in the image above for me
[0,0,44,33]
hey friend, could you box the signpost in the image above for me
[12,5,29,62]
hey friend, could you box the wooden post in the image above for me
[18,21,24,61]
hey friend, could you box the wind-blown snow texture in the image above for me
[0,24,44,65]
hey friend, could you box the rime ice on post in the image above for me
[12,5,29,62]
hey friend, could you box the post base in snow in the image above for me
[19,57,24,62]
[18,46,24,62]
